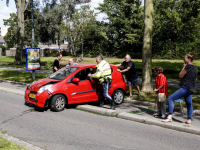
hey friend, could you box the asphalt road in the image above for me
[0,91,200,150]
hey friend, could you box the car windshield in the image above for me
[49,67,78,80]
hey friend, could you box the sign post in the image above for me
[26,48,40,80]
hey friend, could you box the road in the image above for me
[0,91,200,150]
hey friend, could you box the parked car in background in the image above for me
[25,64,126,112]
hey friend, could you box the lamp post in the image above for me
[31,0,35,80]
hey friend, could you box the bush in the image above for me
[0,45,6,56]
[62,50,69,56]
[85,53,92,57]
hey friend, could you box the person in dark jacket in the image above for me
[53,54,62,73]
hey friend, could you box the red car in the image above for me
[25,64,126,111]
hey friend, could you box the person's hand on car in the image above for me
[88,73,92,77]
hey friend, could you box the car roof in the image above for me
[68,64,96,68]
[68,64,117,68]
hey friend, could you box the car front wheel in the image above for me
[51,94,67,112]
[112,89,124,105]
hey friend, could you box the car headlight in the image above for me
[38,84,53,94]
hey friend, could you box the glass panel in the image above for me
[49,67,78,80]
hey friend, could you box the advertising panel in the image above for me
[26,48,40,71]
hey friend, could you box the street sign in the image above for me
[26,48,41,71]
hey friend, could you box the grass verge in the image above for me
[0,136,27,150]
[129,111,144,114]
[1,56,200,81]
[75,108,118,117]
[0,70,50,83]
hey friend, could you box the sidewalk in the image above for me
[0,81,200,136]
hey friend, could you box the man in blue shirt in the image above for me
[115,54,141,98]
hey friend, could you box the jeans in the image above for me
[100,82,113,106]
[168,85,193,119]
[101,82,112,100]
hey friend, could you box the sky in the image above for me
[0,0,144,27]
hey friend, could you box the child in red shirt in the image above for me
[154,66,168,119]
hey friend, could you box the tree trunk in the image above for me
[15,1,25,64]
[141,0,153,92]
[14,0,31,64]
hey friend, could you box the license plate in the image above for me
[29,93,36,99]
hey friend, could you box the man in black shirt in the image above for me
[53,54,62,72]
[115,54,141,98]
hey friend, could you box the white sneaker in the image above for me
[161,115,166,119]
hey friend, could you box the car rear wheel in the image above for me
[51,94,66,112]
[112,89,124,105]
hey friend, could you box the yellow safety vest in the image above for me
[91,60,112,83]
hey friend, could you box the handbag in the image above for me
[158,93,166,102]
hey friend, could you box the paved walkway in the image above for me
[1,66,200,89]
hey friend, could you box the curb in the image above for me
[0,133,43,150]
[117,112,200,135]
[124,99,154,106]
[0,79,29,86]
[77,105,117,116]
[0,87,24,96]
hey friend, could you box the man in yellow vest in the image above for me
[88,56,116,110]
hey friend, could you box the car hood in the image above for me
[29,78,60,92]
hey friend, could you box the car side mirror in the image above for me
[72,78,80,83]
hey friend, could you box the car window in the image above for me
[49,67,78,80]
[73,68,94,81]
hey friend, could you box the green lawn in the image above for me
[0,136,27,150]
[0,55,200,81]
[0,70,50,83]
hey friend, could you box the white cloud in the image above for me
[89,0,106,22]
[0,3,16,26]
[0,7,15,26]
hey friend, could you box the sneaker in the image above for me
[154,113,161,116]
[161,114,166,119]
[138,92,141,97]
[129,95,133,98]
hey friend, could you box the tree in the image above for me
[5,0,91,64]
[3,13,18,49]
[4,1,40,49]
[152,0,200,58]
[65,4,97,55]
[141,0,153,92]
[98,0,144,58]
[5,0,32,64]
[38,0,91,48]
[83,22,110,57]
